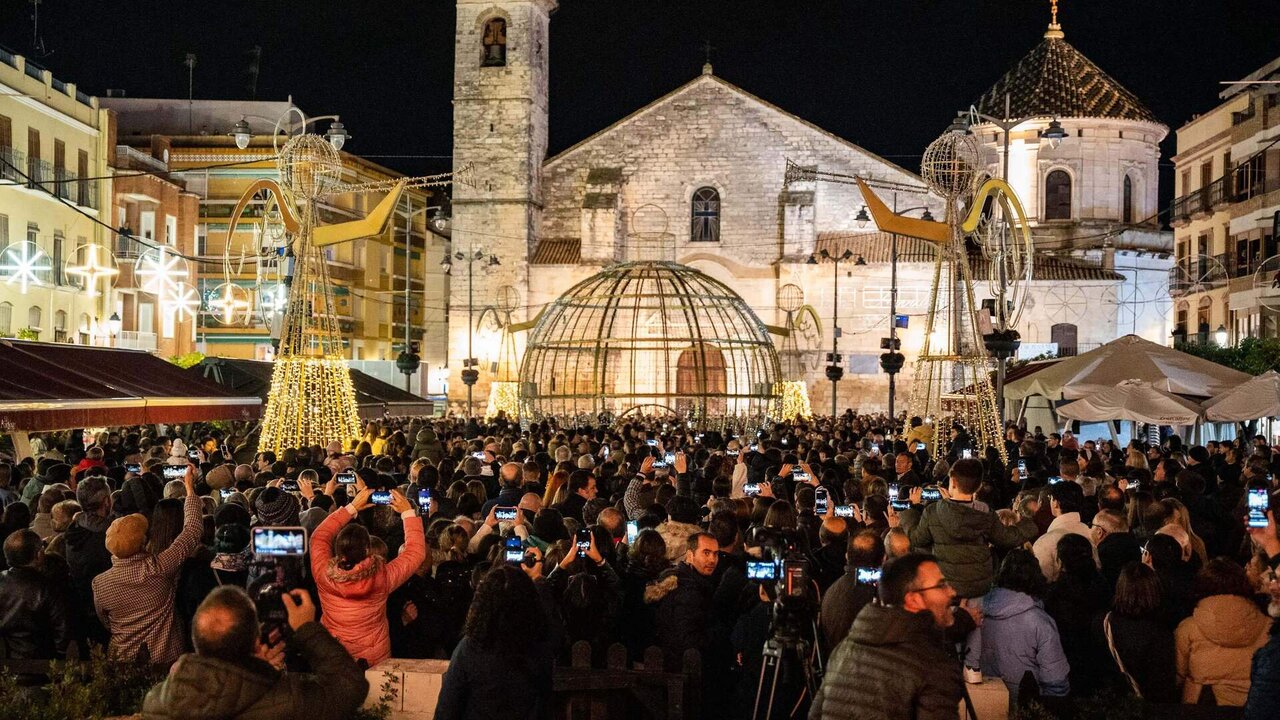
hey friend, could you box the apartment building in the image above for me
[1171,56,1280,343]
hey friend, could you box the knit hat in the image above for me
[205,464,235,490]
[169,439,188,463]
[254,487,299,526]
[105,513,149,558]
[213,523,250,554]
[214,500,251,528]
[46,463,72,485]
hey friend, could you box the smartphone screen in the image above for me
[281,479,299,492]
[1017,459,1028,481]
[834,504,854,518]
[188,450,201,462]
[575,528,592,557]
[1248,488,1269,528]
[125,463,141,474]
[646,439,658,447]
[252,527,307,556]
[495,506,517,522]
[626,520,639,544]
[890,499,911,512]
[418,489,432,514]
[888,483,900,501]
[163,465,186,480]
[961,449,972,459]
[664,452,676,465]
[220,488,234,499]
[472,451,487,460]
[371,490,392,506]
[814,487,829,515]
[855,566,882,586]
[503,537,525,564]
[1048,476,1064,485]
[336,470,357,485]
[746,560,777,581]
[920,486,941,502]
[743,483,761,497]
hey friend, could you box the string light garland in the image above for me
[485,381,521,421]
[258,355,361,453]
[0,241,52,294]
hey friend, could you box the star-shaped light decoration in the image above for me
[0,241,53,294]
[163,281,201,320]
[208,282,253,326]
[259,283,289,316]
[65,244,120,298]
[134,247,189,296]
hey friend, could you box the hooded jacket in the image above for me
[810,602,962,720]
[310,505,426,667]
[1174,594,1270,706]
[412,429,444,464]
[139,621,368,720]
[979,587,1071,698]
[905,498,1037,598]
[646,562,715,669]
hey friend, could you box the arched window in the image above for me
[1050,322,1078,356]
[1044,170,1072,220]
[27,305,41,330]
[54,310,67,343]
[0,302,11,336]
[1122,175,1134,224]
[481,18,507,67]
[691,187,721,243]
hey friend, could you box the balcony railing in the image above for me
[115,331,157,352]
[54,168,73,200]
[0,146,23,183]
[26,157,52,191]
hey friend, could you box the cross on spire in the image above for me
[1050,0,1059,26]
[701,39,715,75]
[1045,0,1064,39]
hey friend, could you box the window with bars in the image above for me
[1044,170,1072,220]
[690,187,721,242]
[1122,175,1134,224]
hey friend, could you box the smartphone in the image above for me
[961,449,973,460]
[125,463,141,474]
[652,460,668,468]
[890,499,911,512]
[1048,476,1064,485]
[726,450,739,457]
[855,566,882,586]
[471,451,487,460]
[749,444,759,452]
[792,467,811,483]
[495,506,517,522]
[281,479,299,492]
[1017,459,1028,481]
[220,488,235,499]
[920,486,942,503]
[646,439,658,447]
[188,449,201,462]
[888,483,900,501]
[601,446,611,458]
[814,487,829,515]
[503,536,525,564]
[575,528,592,558]
[1129,479,1141,491]
[746,560,778,581]
[251,526,307,557]
[162,464,186,480]
[418,489,432,514]
[371,490,392,506]
[743,483,761,497]
[664,452,676,465]
[336,469,357,485]
[626,520,639,544]
[1248,487,1270,528]
[834,504,854,518]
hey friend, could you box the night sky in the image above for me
[2,1,1275,210]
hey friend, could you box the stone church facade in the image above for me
[447,0,1172,417]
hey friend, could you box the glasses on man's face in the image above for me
[909,579,952,595]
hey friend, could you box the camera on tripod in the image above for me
[247,526,308,639]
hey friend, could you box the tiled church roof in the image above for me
[973,33,1159,124]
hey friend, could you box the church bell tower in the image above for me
[450,0,554,414]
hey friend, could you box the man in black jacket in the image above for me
[63,476,113,651]
[552,469,596,523]
[649,532,721,669]
[141,586,368,720]
[0,529,70,664]
[811,552,970,720]
[819,529,883,653]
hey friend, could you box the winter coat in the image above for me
[646,562,715,670]
[810,603,962,720]
[1174,594,1270,706]
[0,565,70,660]
[656,520,701,563]
[140,621,368,720]
[1031,512,1095,582]
[1092,612,1178,703]
[979,587,1071,699]
[904,498,1037,598]
[1245,626,1280,720]
[63,512,112,645]
[412,429,444,465]
[620,563,663,661]
[433,635,553,720]
[1044,572,1112,697]
[311,505,427,666]
[819,569,878,653]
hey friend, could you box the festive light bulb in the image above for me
[65,244,120,297]
[0,241,52,294]
[135,247,189,296]
[208,283,253,325]
[774,380,813,421]
[485,381,521,420]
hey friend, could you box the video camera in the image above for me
[247,526,308,641]
[746,526,817,641]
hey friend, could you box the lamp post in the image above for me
[957,95,1066,423]
[395,197,431,392]
[808,248,865,416]
[106,311,121,347]
[442,248,500,419]
[229,113,350,151]
[1214,324,1228,346]
[859,199,933,427]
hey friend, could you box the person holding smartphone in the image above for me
[310,486,426,667]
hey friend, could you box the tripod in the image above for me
[750,620,824,720]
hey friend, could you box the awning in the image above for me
[194,357,435,420]
[0,340,262,431]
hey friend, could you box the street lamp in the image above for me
[444,248,499,419]
[229,113,351,151]
[1042,118,1068,150]
[880,203,933,426]
[1214,324,1228,346]
[854,206,871,229]
[808,247,857,416]
[107,311,122,337]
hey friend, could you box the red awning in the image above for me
[0,340,261,432]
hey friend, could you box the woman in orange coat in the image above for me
[311,487,427,666]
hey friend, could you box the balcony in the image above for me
[0,146,23,183]
[26,157,52,192]
[115,331,157,351]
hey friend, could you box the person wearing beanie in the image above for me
[213,501,251,529]
[254,487,300,527]
[411,428,444,465]
[204,464,235,491]
[209,523,251,587]
[91,465,203,666]
[21,462,70,508]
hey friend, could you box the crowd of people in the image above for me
[0,412,1276,720]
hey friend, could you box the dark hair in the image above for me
[949,458,983,494]
[1055,533,1097,581]
[628,528,669,577]
[1047,480,1084,515]
[666,495,700,525]
[685,531,716,556]
[1174,469,1205,496]
[3,529,41,568]
[1113,562,1162,617]
[568,470,593,494]
[707,510,738,549]
[994,549,1048,597]
[334,523,371,571]
[763,500,797,530]
[214,523,250,554]
[463,565,546,654]
[1193,557,1255,601]
[147,498,185,557]
[1097,484,1125,512]
[847,528,885,568]
[192,586,258,662]
[878,551,937,606]
[1143,533,1184,573]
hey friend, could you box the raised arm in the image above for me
[382,491,427,591]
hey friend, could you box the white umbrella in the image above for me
[1203,370,1280,422]
[1005,334,1250,401]
[1057,379,1203,426]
